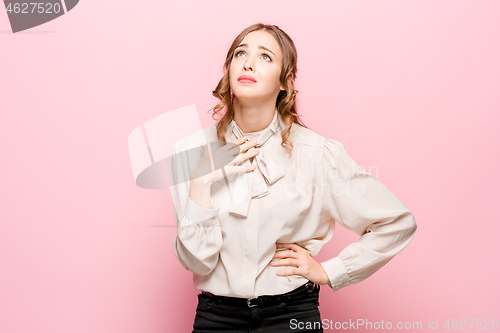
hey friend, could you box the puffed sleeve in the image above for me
[170,140,223,276]
[319,139,417,293]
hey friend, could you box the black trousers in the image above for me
[192,283,323,332]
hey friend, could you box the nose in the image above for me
[243,56,254,72]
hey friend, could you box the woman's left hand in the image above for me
[271,243,331,286]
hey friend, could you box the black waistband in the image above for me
[201,281,319,308]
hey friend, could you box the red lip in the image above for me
[238,75,257,83]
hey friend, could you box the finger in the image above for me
[273,250,297,259]
[276,242,294,247]
[277,243,302,252]
[214,142,238,158]
[209,143,238,170]
[277,268,298,276]
[270,258,298,266]
[239,140,259,154]
[216,142,259,171]
[224,151,245,168]
[228,152,245,166]
[209,141,244,165]
[231,136,248,145]
[230,136,250,150]
[243,148,260,161]
[224,164,257,177]
[244,165,257,173]
[237,147,259,160]
[227,147,259,167]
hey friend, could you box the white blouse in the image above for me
[170,108,417,298]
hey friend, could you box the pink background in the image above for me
[1,1,499,332]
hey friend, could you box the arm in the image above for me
[320,139,417,293]
[170,140,223,276]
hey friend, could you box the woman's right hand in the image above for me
[190,136,260,187]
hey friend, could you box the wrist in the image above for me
[190,177,212,189]
[189,179,213,210]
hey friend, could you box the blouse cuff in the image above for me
[320,257,352,293]
[180,194,221,227]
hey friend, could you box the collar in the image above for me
[222,107,285,218]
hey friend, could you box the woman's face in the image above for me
[229,30,284,104]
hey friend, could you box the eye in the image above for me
[262,54,272,62]
[235,50,245,57]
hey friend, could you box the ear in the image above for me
[280,79,288,91]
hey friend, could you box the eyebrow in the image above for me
[235,43,276,56]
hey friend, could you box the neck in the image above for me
[233,99,276,133]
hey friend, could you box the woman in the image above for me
[170,23,417,332]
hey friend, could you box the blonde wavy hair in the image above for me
[210,23,308,157]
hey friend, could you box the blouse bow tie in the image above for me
[224,111,285,218]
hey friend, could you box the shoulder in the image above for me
[288,123,330,149]
[288,123,354,169]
